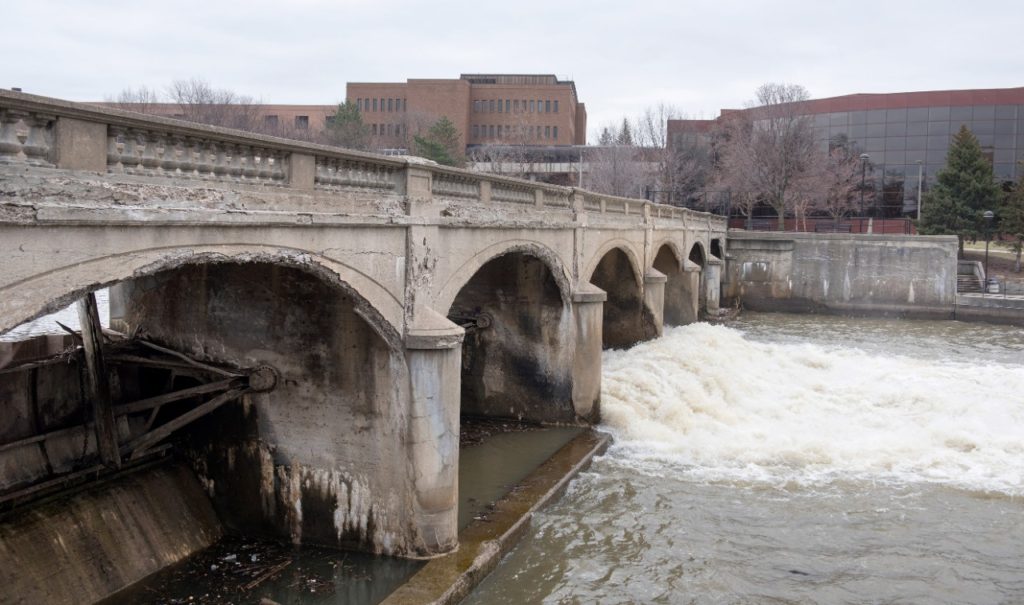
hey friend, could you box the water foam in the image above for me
[600,323,1024,494]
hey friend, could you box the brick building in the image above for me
[347,74,587,152]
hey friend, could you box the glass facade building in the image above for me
[669,87,1024,217]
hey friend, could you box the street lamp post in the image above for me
[916,160,924,221]
[859,153,870,230]
[983,210,995,290]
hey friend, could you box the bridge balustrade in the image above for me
[0,88,727,233]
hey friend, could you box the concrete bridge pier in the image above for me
[405,312,463,556]
[643,269,667,339]
[704,258,723,313]
[570,287,606,422]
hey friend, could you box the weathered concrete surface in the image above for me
[380,430,611,605]
[724,231,958,318]
[955,294,1024,326]
[0,89,727,562]
[0,462,221,605]
[448,253,577,423]
[118,262,450,557]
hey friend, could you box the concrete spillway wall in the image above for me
[723,231,959,318]
[0,462,221,604]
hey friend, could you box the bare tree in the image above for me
[105,86,162,114]
[166,78,264,131]
[815,144,865,227]
[587,119,650,197]
[718,83,817,230]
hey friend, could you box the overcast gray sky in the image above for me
[5,0,1022,139]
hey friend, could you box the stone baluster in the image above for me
[211,142,229,180]
[0,110,26,163]
[106,126,125,173]
[21,114,54,166]
[178,136,199,179]
[226,145,243,182]
[139,131,161,176]
[321,158,337,187]
[121,129,143,175]
[160,134,181,177]
[339,160,352,187]
[270,151,287,185]
[241,146,259,182]
[195,140,216,180]
[256,149,272,182]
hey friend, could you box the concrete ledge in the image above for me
[743,297,955,320]
[381,430,611,605]
[955,303,1024,327]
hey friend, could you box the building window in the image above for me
[387,124,393,136]
[473,100,480,113]
[504,125,510,138]
[489,99,495,112]
[388,98,393,112]
[403,98,407,111]
[545,125,550,139]
[554,100,559,113]
[522,99,527,112]
[505,99,511,113]
[295,115,309,129]
[497,99,502,113]
[372,124,378,135]
[472,124,479,138]
[530,100,535,113]
[356,98,362,111]
[553,126,558,140]
[372,98,378,112]
[545,100,551,113]
[513,100,520,113]
[325,115,336,126]
[264,115,279,127]
[489,125,495,138]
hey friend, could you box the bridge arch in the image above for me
[653,241,696,326]
[0,244,403,345]
[444,246,576,424]
[587,243,650,350]
[435,240,572,316]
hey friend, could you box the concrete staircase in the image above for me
[957,274,983,293]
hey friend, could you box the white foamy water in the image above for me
[600,322,1024,494]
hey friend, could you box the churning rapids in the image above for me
[467,313,1024,604]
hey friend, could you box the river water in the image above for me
[466,313,1024,604]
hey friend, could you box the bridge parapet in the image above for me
[0,89,726,233]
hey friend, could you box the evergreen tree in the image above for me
[1000,170,1024,272]
[918,125,1002,256]
[617,118,634,146]
[412,116,464,167]
[325,101,370,150]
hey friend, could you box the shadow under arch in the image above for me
[444,247,576,426]
[111,257,415,553]
[588,245,650,350]
[653,242,696,326]
[0,244,403,348]
[435,240,572,317]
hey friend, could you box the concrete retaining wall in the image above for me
[0,462,221,604]
[724,231,959,318]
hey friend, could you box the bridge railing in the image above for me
[0,89,726,230]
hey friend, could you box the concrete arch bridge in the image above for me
[0,90,727,571]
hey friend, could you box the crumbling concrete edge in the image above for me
[380,429,612,605]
